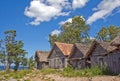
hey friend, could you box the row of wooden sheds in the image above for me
[35,35,120,74]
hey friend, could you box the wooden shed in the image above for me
[35,51,49,69]
[86,39,120,74]
[68,43,91,69]
[48,42,73,69]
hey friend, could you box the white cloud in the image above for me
[24,0,71,25]
[51,30,61,36]
[87,0,120,25]
[59,18,72,25]
[24,0,89,25]
[89,37,95,40]
[59,16,85,25]
[72,0,89,10]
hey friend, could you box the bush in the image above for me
[61,65,75,77]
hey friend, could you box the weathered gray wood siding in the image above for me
[90,44,107,67]
[105,51,120,74]
[37,62,49,69]
[90,44,120,74]
[70,48,86,69]
[37,62,42,69]
[48,46,68,69]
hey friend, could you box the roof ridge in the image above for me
[55,42,73,45]
[55,42,73,56]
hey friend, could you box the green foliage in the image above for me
[49,16,90,46]
[61,66,112,77]
[40,68,57,75]
[2,70,32,79]
[37,65,113,77]
[63,64,74,72]
[28,56,36,69]
[0,40,5,64]
[0,30,27,72]
[96,25,120,41]
[24,79,31,81]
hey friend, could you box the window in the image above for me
[98,57,104,67]
[62,58,65,67]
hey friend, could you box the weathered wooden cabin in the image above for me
[85,40,110,67]
[86,38,120,74]
[105,35,120,74]
[48,42,73,69]
[68,43,91,69]
[35,51,49,69]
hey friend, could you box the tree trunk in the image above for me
[14,62,19,71]
[5,61,10,72]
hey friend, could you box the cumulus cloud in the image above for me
[72,0,89,10]
[59,16,85,25]
[59,18,72,25]
[25,0,89,25]
[86,0,120,25]
[51,29,61,36]
[24,0,71,25]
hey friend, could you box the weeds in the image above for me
[40,68,57,75]
[61,65,113,77]
[0,69,32,80]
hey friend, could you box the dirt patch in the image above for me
[25,72,120,81]
[45,74,120,81]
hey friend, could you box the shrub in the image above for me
[61,65,75,77]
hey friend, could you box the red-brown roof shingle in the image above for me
[55,42,73,56]
[48,42,73,58]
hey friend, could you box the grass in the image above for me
[40,68,57,75]
[0,65,114,80]
[40,65,113,77]
[0,69,32,80]
[61,65,113,77]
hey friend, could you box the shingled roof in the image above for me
[35,51,49,62]
[48,42,73,58]
[85,40,118,58]
[75,43,91,55]
[69,43,92,59]
[110,35,120,46]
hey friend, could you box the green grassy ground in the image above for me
[0,66,115,81]
[0,70,32,81]
[40,66,114,77]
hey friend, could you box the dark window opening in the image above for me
[86,57,91,68]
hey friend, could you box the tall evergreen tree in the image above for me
[0,30,27,72]
[0,40,5,68]
[28,56,35,69]
[4,30,16,72]
[12,41,27,71]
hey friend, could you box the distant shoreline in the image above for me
[0,66,28,71]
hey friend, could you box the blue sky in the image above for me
[0,0,120,58]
